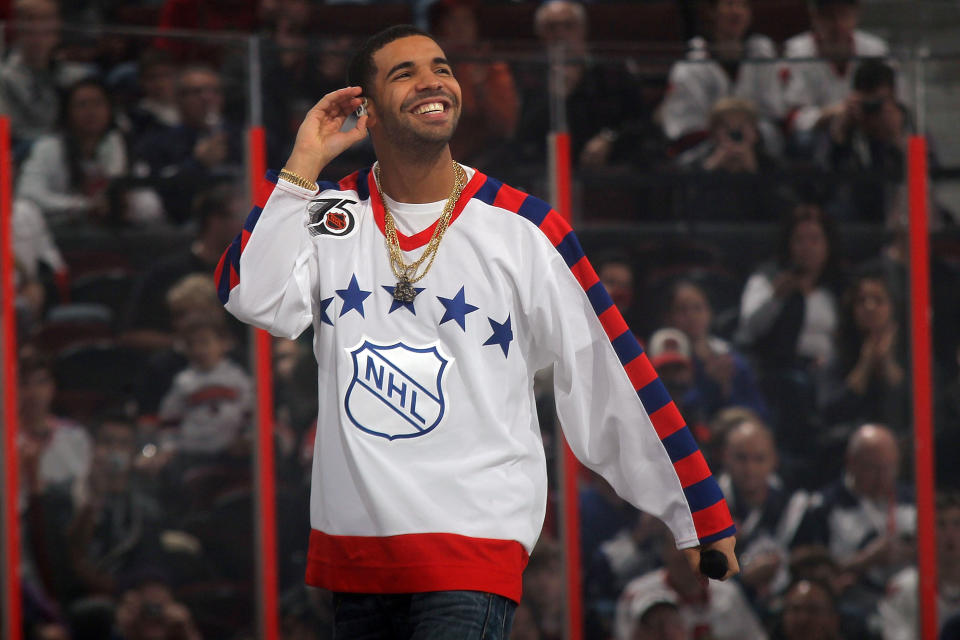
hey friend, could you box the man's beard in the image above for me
[380,95,460,157]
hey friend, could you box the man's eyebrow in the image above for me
[386,61,414,77]
[386,57,451,78]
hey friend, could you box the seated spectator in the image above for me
[737,203,841,454]
[120,181,246,353]
[775,578,846,640]
[792,424,915,616]
[677,98,792,222]
[596,251,641,335]
[14,78,137,226]
[621,590,686,640]
[133,274,232,442]
[18,349,92,505]
[718,417,810,608]
[824,264,909,436]
[63,413,165,600]
[121,48,181,140]
[812,59,910,222]
[429,0,519,167]
[664,277,767,418]
[660,0,783,155]
[0,0,91,156]
[878,492,960,640]
[513,0,644,170]
[115,572,202,640]
[782,0,889,149]
[645,328,706,433]
[157,310,253,461]
[131,64,243,223]
[614,524,768,640]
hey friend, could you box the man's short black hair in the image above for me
[346,24,435,97]
[853,58,895,93]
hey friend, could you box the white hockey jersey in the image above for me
[216,165,734,601]
[783,30,890,133]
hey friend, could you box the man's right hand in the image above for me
[284,86,369,180]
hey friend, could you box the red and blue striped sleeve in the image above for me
[473,176,736,544]
[214,170,344,306]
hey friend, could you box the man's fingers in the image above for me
[311,86,364,118]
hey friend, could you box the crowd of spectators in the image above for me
[4,0,960,638]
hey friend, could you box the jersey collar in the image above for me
[368,164,487,251]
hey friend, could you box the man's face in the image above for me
[368,36,462,153]
[669,284,711,341]
[177,70,223,128]
[599,262,634,314]
[632,604,686,640]
[535,2,587,52]
[848,437,899,501]
[811,5,859,55]
[140,63,177,103]
[856,86,898,138]
[713,0,751,42]
[184,326,229,372]
[94,421,136,491]
[782,581,839,640]
[724,424,777,498]
[16,0,60,65]
[789,220,829,275]
[19,368,55,424]
[938,506,960,564]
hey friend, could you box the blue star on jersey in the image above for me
[337,274,371,318]
[382,285,425,314]
[437,286,479,331]
[320,296,334,325]
[483,315,513,357]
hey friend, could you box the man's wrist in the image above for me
[279,168,318,191]
[283,152,326,183]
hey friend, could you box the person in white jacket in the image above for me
[660,0,784,154]
[217,25,738,638]
[782,0,890,142]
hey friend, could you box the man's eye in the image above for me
[436,68,451,75]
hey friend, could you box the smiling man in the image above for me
[216,25,738,638]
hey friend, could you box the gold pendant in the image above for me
[394,278,417,303]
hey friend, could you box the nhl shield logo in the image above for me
[344,340,452,440]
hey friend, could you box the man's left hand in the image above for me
[682,535,740,580]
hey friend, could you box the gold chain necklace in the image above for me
[376,161,466,302]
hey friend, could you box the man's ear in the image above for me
[363,98,378,128]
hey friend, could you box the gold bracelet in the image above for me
[279,168,318,191]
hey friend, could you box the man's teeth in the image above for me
[414,102,444,115]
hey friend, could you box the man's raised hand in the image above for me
[285,86,369,181]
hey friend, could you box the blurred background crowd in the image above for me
[5,0,960,638]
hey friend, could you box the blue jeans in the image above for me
[332,590,516,639]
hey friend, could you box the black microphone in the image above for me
[699,549,728,580]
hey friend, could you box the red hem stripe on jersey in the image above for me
[368,167,488,252]
[470,174,735,543]
[305,529,528,603]
[216,171,279,304]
